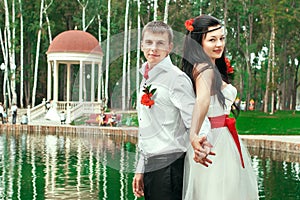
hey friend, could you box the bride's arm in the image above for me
[190,67,215,166]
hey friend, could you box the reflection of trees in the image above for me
[0,131,138,199]
[249,147,300,199]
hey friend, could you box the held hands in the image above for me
[132,173,144,197]
[191,135,215,167]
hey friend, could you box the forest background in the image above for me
[0,0,299,113]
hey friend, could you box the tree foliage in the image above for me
[0,0,299,111]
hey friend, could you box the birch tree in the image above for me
[3,0,15,106]
[122,0,130,110]
[127,20,131,109]
[77,0,95,31]
[266,17,276,113]
[44,0,53,43]
[136,0,141,108]
[18,0,24,108]
[163,0,170,23]
[97,14,104,101]
[153,0,158,20]
[0,27,10,109]
[32,0,45,107]
[104,0,111,107]
[263,19,275,113]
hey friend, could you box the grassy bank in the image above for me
[236,111,300,135]
[73,110,300,135]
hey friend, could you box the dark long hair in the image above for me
[181,15,229,108]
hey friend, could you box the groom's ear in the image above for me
[166,42,173,54]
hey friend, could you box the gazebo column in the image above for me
[91,61,95,102]
[53,60,59,102]
[79,60,83,102]
[66,63,71,124]
[47,60,52,101]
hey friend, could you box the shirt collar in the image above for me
[139,56,173,78]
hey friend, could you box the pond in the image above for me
[0,131,299,200]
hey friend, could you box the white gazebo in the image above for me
[46,30,103,123]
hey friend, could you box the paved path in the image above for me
[241,135,300,144]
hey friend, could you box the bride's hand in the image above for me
[191,135,215,167]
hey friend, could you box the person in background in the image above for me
[21,113,28,125]
[11,103,18,124]
[107,111,117,127]
[0,102,4,123]
[96,109,106,126]
[60,111,66,124]
[181,15,259,199]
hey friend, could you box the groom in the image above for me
[132,21,213,200]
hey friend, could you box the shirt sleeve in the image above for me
[170,73,211,135]
[169,74,195,130]
[135,152,145,173]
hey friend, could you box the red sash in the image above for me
[208,115,245,168]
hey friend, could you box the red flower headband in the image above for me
[225,57,234,74]
[185,18,194,32]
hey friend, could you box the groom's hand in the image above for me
[191,135,216,167]
[132,173,144,197]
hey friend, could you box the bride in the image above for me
[181,15,259,199]
[45,100,60,122]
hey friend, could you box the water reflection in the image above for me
[0,131,298,200]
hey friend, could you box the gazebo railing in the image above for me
[28,101,46,122]
[28,99,105,123]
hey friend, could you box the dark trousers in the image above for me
[0,113,3,124]
[143,153,185,200]
[12,112,17,124]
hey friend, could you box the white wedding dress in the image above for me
[183,84,259,200]
[45,103,60,122]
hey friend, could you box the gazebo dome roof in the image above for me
[47,30,103,55]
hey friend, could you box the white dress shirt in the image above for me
[136,56,210,173]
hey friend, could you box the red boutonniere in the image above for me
[185,18,194,32]
[141,84,156,108]
[225,57,234,74]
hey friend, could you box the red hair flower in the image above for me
[225,57,234,74]
[185,18,194,32]
[141,84,156,108]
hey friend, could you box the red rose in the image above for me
[185,18,194,32]
[141,84,156,108]
[225,57,234,74]
[141,93,154,108]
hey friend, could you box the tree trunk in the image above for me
[11,0,17,105]
[264,18,275,113]
[122,0,130,110]
[32,0,44,107]
[4,0,17,107]
[136,0,141,109]
[153,0,158,21]
[163,0,170,23]
[127,20,131,109]
[44,0,53,43]
[270,18,276,114]
[19,0,24,108]
[97,14,103,101]
[104,0,111,107]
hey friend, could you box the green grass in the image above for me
[71,110,300,135]
[236,110,300,135]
